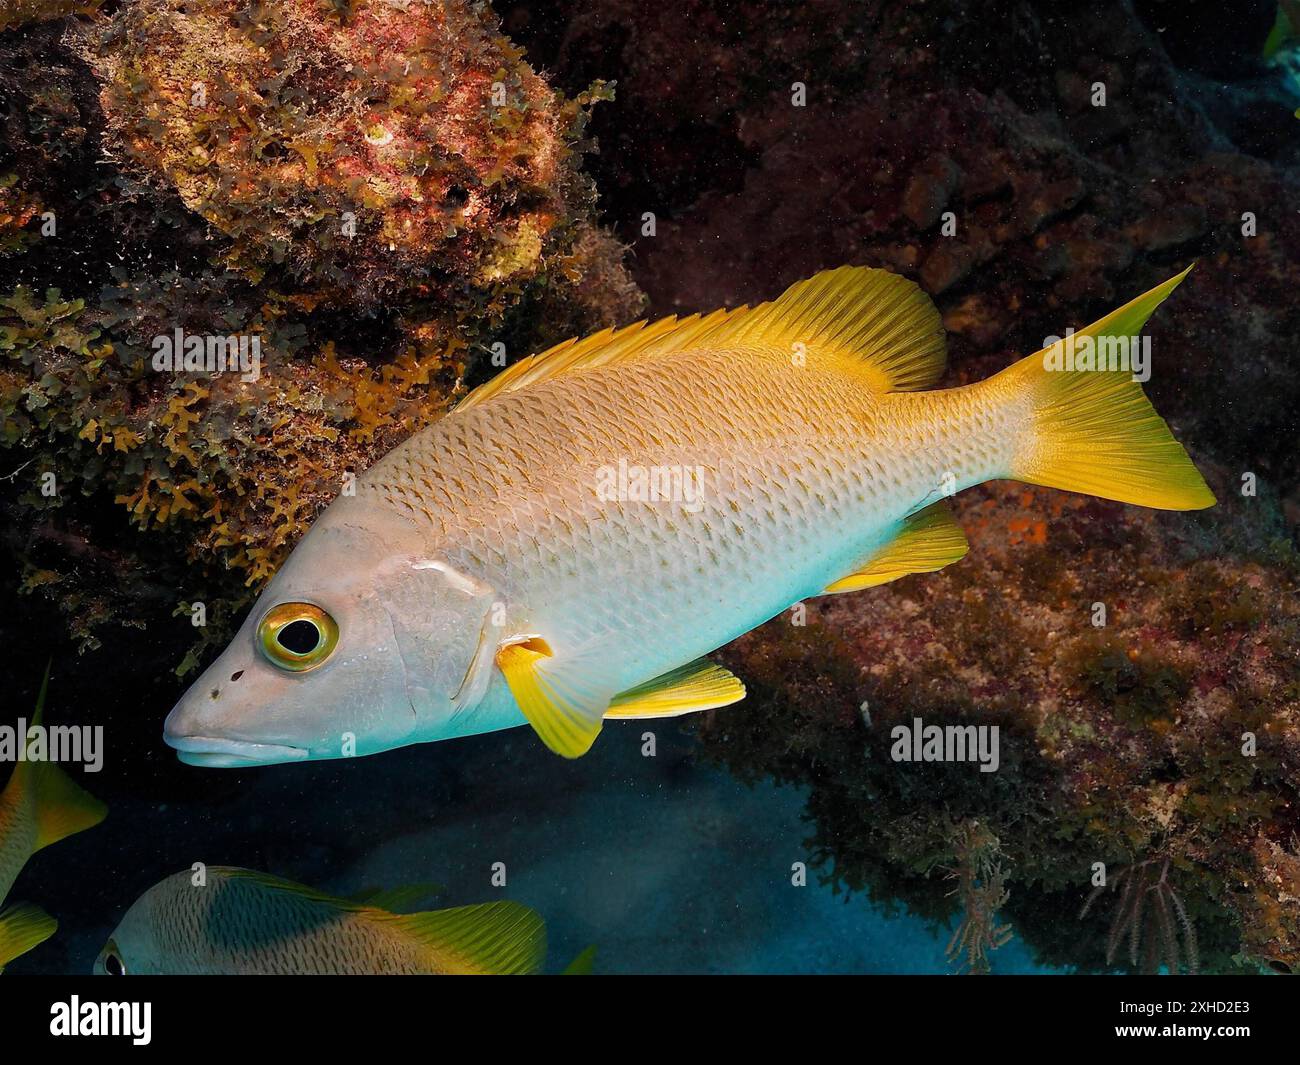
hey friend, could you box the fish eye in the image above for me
[257,602,339,672]
[103,941,126,975]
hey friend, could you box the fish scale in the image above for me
[360,343,1000,699]
[162,264,1212,765]
[132,873,435,974]
[98,868,546,975]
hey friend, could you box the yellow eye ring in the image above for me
[257,602,339,672]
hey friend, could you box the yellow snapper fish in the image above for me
[94,867,544,975]
[0,668,107,970]
[163,264,1214,766]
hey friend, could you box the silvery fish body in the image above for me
[164,266,1213,766]
[93,867,544,975]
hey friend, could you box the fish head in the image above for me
[164,501,498,767]
[93,874,175,975]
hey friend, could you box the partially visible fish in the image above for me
[164,264,1214,766]
[0,665,106,970]
[94,867,545,975]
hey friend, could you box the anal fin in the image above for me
[823,500,968,594]
[605,659,746,719]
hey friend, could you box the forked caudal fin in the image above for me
[995,265,1215,511]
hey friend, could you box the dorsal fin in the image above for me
[392,901,546,975]
[453,307,746,412]
[718,266,947,391]
[453,266,946,411]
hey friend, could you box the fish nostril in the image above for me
[230,670,244,682]
[209,688,220,700]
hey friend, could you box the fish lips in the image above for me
[164,733,309,768]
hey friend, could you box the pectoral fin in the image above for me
[605,658,746,719]
[495,638,609,758]
[824,501,969,594]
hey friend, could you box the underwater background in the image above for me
[1,0,1298,975]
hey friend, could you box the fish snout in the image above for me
[163,670,308,768]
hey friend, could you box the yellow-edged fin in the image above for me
[0,902,57,971]
[998,264,1215,511]
[453,265,945,412]
[454,306,746,412]
[495,639,608,758]
[22,665,107,852]
[823,501,969,593]
[720,265,947,390]
[31,761,106,852]
[605,658,746,719]
[392,900,546,975]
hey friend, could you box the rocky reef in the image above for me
[1,0,641,653]
[1,0,1297,976]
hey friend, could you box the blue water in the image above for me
[10,717,1056,975]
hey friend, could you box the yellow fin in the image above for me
[393,901,546,975]
[824,501,969,593]
[31,760,107,852]
[998,264,1215,511]
[605,658,746,719]
[495,639,607,758]
[454,306,746,412]
[0,902,57,971]
[453,265,944,411]
[719,265,947,391]
[20,665,107,852]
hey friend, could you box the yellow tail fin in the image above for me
[997,265,1215,511]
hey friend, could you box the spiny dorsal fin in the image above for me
[453,266,946,411]
[454,306,746,412]
[221,868,371,910]
[605,658,746,719]
[392,901,546,975]
[346,883,444,913]
[823,501,969,594]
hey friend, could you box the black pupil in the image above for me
[105,953,124,976]
[277,619,321,655]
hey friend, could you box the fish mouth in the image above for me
[165,733,308,768]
